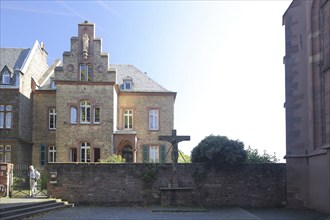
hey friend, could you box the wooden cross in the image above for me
[159,129,190,187]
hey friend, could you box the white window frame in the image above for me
[80,100,91,124]
[0,105,12,129]
[149,109,159,131]
[0,145,11,163]
[2,71,10,84]
[80,142,90,162]
[49,108,56,130]
[149,146,159,163]
[94,107,100,124]
[123,80,132,90]
[50,77,56,89]
[48,146,56,163]
[124,109,133,129]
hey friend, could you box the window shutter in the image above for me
[142,145,149,163]
[160,145,166,163]
[40,144,46,166]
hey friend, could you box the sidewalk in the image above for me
[1,197,329,220]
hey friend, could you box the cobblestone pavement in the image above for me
[1,198,329,220]
[28,206,329,220]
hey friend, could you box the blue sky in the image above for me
[1,1,291,161]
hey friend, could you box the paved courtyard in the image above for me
[28,205,329,220]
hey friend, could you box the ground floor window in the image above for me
[0,145,11,162]
[70,148,77,162]
[142,145,166,163]
[80,142,90,162]
[94,148,100,162]
[48,146,56,163]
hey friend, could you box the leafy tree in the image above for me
[191,135,247,169]
[245,146,279,163]
[100,154,125,163]
[178,150,191,163]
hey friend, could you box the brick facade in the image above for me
[30,21,176,166]
[1,42,49,165]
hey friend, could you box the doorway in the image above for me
[122,145,133,162]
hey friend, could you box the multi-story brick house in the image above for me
[283,0,330,213]
[31,21,175,166]
[0,41,59,165]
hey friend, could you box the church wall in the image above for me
[284,0,330,214]
[46,163,286,207]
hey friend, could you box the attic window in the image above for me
[2,71,10,84]
[123,79,132,91]
[50,78,56,89]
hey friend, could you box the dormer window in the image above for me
[50,77,56,89]
[2,71,10,84]
[122,77,133,91]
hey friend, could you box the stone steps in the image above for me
[0,199,74,220]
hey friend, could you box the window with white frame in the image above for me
[70,106,77,124]
[79,64,92,81]
[49,108,56,130]
[0,145,11,163]
[149,146,159,163]
[50,77,56,89]
[94,107,100,124]
[2,71,10,84]
[0,105,12,129]
[149,109,159,130]
[80,142,90,162]
[80,100,91,123]
[48,146,56,163]
[124,109,133,129]
[123,80,132,90]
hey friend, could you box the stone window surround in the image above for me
[79,63,93,81]
[67,97,102,125]
[0,104,12,129]
[48,107,56,130]
[0,144,11,163]
[48,146,56,163]
[123,109,133,130]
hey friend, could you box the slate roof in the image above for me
[0,48,30,73]
[112,64,172,93]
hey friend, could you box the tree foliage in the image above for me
[191,135,247,169]
[245,146,279,163]
[178,150,191,163]
[100,154,125,163]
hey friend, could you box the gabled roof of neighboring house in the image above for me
[37,59,61,89]
[0,48,30,73]
[112,64,172,93]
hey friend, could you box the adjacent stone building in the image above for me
[283,0,330,213]
[1,21,176,166]
[0,42,58,165]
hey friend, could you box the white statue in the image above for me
[82,34,89,52]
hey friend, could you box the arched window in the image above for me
[70,106,77,124]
